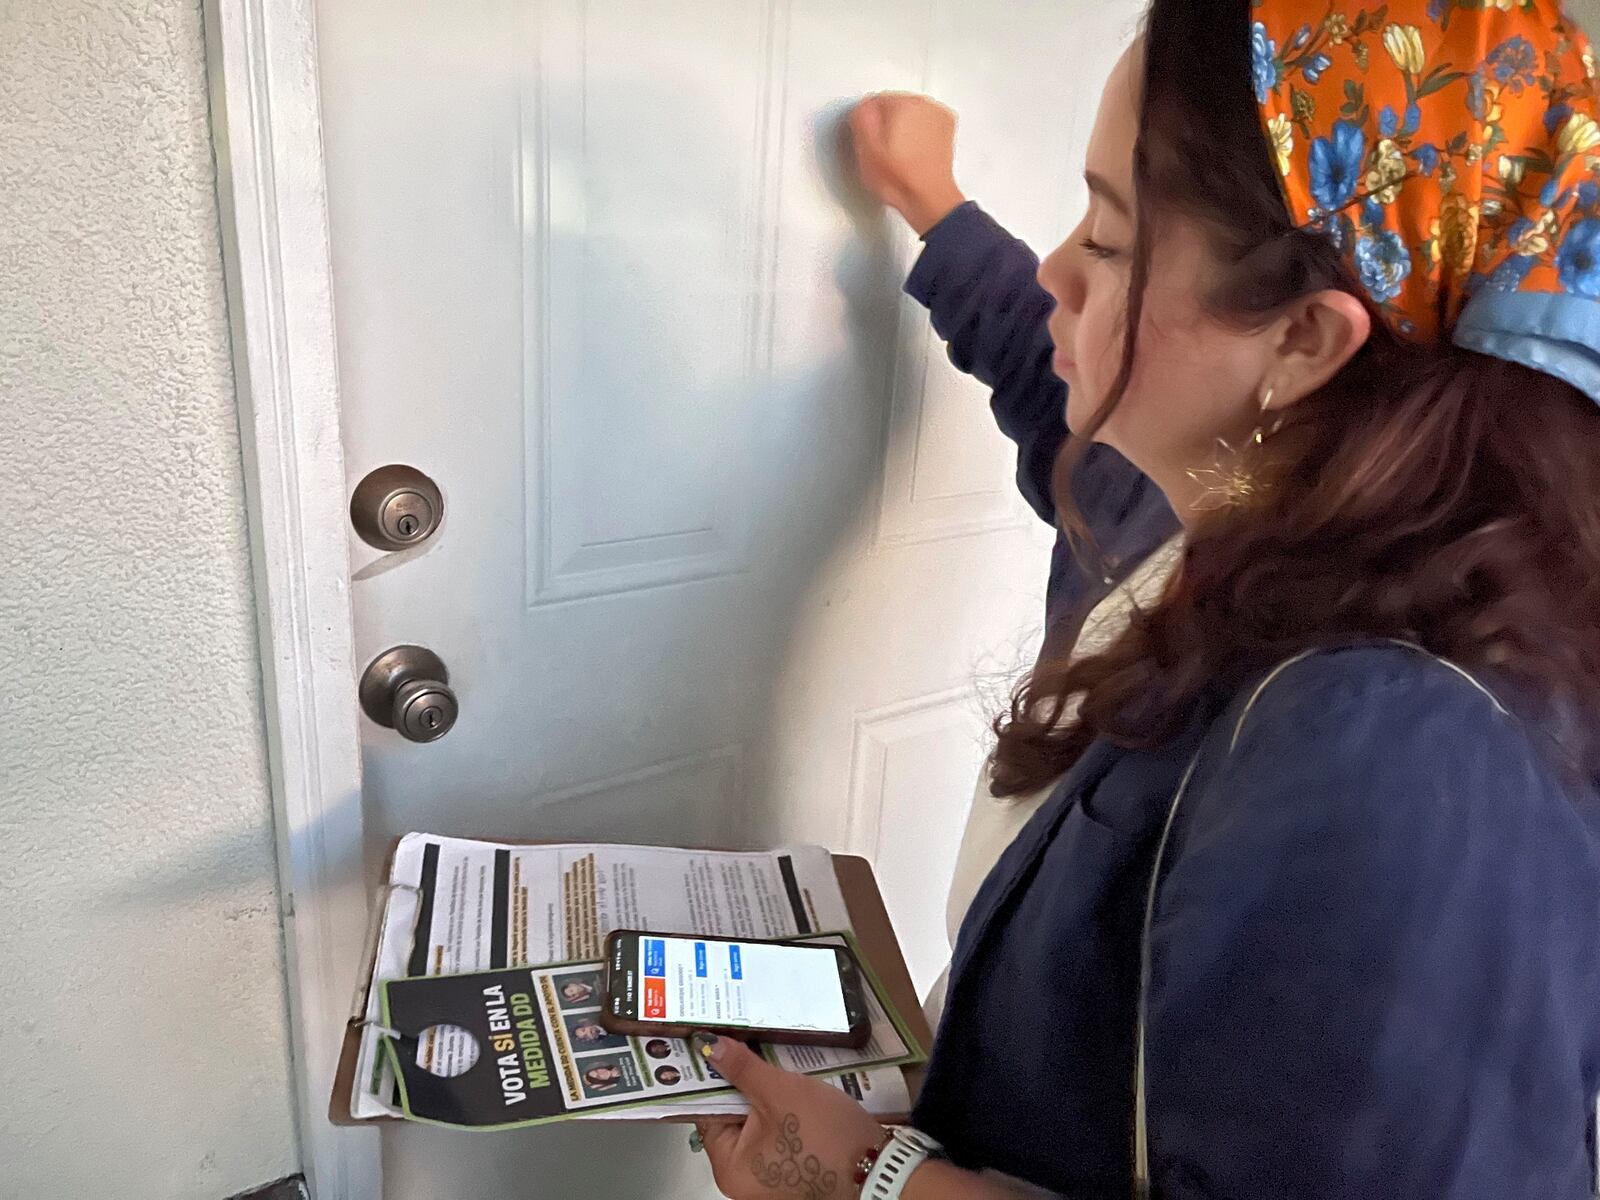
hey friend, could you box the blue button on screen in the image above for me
[644,937,665,976]
[694,942,707,977]
[729,944,742,980]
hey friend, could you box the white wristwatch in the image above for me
[858,1126,944,1199]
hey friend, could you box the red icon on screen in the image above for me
[643,977,666,1019]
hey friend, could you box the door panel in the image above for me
[530,0,769,600]
[317,0,1135,1194]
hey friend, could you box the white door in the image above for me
[315,0,1133,1194]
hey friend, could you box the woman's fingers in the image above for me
[849,94,885,142]
[693,1034,790,1109]
[696,1116,753,1198]
[697,1117,742,1156]
[845,92,965,234]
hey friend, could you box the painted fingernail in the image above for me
[690,1032,717,1061]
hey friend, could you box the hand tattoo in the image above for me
[751,1113,839,1198]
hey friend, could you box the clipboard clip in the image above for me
[348,879,423,1026]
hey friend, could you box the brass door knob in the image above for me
[360,645,458,743]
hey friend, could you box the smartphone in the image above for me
[599,930,873,1049]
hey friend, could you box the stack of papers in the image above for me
[350,834,917,1121]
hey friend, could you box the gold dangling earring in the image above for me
[1187,385,1280,510]
[1251,385,1284,445]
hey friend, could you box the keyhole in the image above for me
[397,513,420,538]
[422,707,440,730]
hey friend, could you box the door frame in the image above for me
[203,0,377,1196]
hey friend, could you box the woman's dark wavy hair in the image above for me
[990,0,1600,795]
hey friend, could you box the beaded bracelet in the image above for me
[852,1131,893,1189]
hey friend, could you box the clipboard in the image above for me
[329,844,932,1126]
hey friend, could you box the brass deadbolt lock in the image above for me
[351,464,444,551]
[360,645,458,743]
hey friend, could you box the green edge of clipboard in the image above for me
[378,929,927,1133]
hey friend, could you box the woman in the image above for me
[583,1063,625,1093]
[858,79,1184,1026]
[694,1,1600,1196]
[559,976,597,1006]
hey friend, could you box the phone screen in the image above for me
[626,936,852,1033]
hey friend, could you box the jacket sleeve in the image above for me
[907,201,1136,528]
[1145,647,1600,1199]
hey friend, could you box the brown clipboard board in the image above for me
[329,844,931,1126]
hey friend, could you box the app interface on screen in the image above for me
[637,937,850,1032]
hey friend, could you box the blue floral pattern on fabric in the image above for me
[1356,227,1414,301]
[1488,35,1538,94]
[1253,0,1600,359]
[1466,71,1490,121]
[1252,21,1280,103]
[1485,254,1537,293]
[1309,120,1367,211]
[1557,219,1600,297]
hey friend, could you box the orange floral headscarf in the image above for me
[1251,0,1600,399]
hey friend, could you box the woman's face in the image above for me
[1039,42,1272,514]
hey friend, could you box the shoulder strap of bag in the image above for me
[1130,643,1509,1198]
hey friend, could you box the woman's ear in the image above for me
[1267,289,1373,410]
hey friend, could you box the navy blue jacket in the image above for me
[905,205,1600,1197]
[904,202,1179,654]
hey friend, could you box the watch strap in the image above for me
[860,1127,941,1200]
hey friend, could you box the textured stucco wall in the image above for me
[0,1,300,1196]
